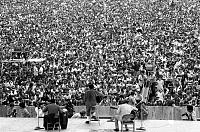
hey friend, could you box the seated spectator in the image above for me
[19,101,30,117]
[7,102,17,117]
[164,94,175,106]
[99,96,110,106]
[1,0,200,109]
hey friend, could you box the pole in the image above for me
[0,51,3,77]
[1,61,3,77]
[136,103,146,131]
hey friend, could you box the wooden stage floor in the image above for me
[0,117,199,132]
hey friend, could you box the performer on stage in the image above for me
[42,99,62,116]
[181,105,197,121]
[34,102,44,118]
[113,99,138,131]
[84,83,104,124]
[42,99,62,129]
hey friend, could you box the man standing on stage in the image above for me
[84,83,104,124]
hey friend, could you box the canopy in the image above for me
[27,58,46,62]
[1,58,46,63]
[1,59,25,63]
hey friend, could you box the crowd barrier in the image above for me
[1,105,200,120]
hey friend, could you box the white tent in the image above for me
[27,58,46,62]
[1,59,26,63]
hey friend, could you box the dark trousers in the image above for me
[86,106,96,116]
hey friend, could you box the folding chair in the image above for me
[121,114,136,132]
[47,112,61,132]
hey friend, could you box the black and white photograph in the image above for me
[0,0,200,132]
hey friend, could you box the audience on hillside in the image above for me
[0,0,200,108]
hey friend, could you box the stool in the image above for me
[90,105,100,125]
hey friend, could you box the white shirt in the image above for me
[157,79,164,91]
[35,107,44,118]
[39,66,44,74]
[116,103,138,121]
[156,91,164,102]
[33,66,38,76]
[138,75,144,86]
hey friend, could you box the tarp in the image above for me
[27,58,46,62]
[1,59,25,63]
[1,58,46,63]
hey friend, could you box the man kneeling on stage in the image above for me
[181,105,197,121]
[114,99,138,131]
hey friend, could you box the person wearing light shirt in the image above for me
[33,65,39,76]
[35,103,44,118]
[157,77,164,92]
[114,99,138,131]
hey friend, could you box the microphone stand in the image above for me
[136,101,146,131]
[34,103,44,130]
[137,78,151,131]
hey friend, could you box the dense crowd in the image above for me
[0,0,200,107]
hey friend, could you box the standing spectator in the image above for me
[33,65,39,81]
[138,71,146,92]
[128,91,137,107]
[157,76,164,93]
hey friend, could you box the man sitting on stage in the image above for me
[114,99,138,131]
[43,99,62,116]
[43,99,62,130]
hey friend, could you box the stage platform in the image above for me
[0,117,199,132]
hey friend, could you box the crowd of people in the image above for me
[0,0,200,108]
